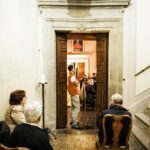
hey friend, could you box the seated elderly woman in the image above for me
[10,101,53,150]
[5,90,27,133]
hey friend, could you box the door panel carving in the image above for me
[56,33,67,129]
[96,34,108,116]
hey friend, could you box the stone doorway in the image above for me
[56,32,108,129]
[38,0,128,131]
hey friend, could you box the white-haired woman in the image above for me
[10,101,53,150]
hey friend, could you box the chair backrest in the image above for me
[102,114,132,148]
[0,143,30,150]
[0,143,17,150]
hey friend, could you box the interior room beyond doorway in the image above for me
[67,34,97,128]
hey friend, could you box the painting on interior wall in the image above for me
[73,39,83,52]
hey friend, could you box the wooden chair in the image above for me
[0,143,29,150]
[96,114,132,150]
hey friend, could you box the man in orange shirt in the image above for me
[67,65,81,129]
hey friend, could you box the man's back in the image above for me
[102,104,131,117]
[10,123,53,150]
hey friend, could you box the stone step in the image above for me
[147,104,150,115]
[144,109,149,117]
[135,113,149,127]
[132,122,149,150]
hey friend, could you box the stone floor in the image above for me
[50,128,143,150]
[52,129,98,150]
[51,108,143,150]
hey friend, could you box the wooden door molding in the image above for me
[96,33,108,115]
[56,32,108,128]
[56,32,67,129]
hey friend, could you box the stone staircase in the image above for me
[132,105,150,150]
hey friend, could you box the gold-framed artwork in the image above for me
[73,39,83,52]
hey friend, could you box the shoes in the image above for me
[120,145,126,149]
[105,145,111,149]
[70,121,79,125]
[71,124,82,130]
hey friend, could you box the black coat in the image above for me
[97,104,131,144]
[0,121,10,146]
[10,123,53,150]
[86,85,96,104]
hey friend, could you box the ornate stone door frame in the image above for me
[38,2,130,129]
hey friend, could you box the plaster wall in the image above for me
[0,0,40,120]
[0,0,132,130]
[123,0,150,113]
[135,0,150,95]
[136,0,150,72]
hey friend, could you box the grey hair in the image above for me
[111,93,123,104]
[24,101,42,123]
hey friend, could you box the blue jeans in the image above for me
[70,95,80,125]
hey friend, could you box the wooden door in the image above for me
[56,33,108,128]
[56,32,67,129]
[96,34,108,116]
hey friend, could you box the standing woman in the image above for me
[5,90,27,133]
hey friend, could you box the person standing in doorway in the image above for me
[67,65,81,129]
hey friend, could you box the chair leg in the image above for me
[125,145,129,150]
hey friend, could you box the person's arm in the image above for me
[11,106,26,125]
[70,76,79,87]
[73,80,79,87]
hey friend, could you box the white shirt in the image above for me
[70,76,76,83]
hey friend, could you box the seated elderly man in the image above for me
[97,93,131,146]
[10,101,53,150]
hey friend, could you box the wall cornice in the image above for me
[37,0,131,7]
[45,18,120,22]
